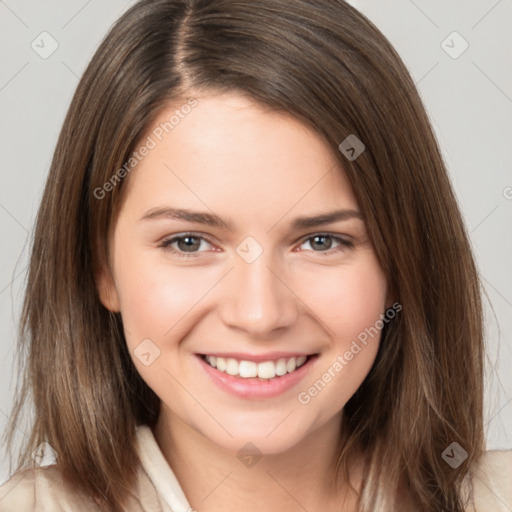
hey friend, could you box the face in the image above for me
[98,92,388,455]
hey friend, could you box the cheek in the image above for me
[112,249,215,349]
[293,257,387,411]
[295,257,388,342]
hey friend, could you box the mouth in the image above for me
[195,352,318,399]
[198,353,314,380]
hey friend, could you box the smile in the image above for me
[196,352,318,399]
[201,354,309,380]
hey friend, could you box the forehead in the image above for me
[120,92,358,223]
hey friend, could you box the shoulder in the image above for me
[469,449,512,512]
[0,469,35,511]
[0,466,96,512]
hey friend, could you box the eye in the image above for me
[159,233,215,258]
[297,233,353,255]
[159,232,354,259]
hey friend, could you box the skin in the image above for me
[98,92,390,511]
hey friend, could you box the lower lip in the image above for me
[196,354,318,400]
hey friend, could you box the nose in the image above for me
[218,251,300,339]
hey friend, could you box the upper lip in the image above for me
[198,352,316,363]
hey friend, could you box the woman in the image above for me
[1,0,511,511]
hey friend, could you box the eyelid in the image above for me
[158,232,217,256]
[159,231,354,258]
[295,231,353,245]
[295,232,354,254]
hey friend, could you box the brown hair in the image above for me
[4,0,484,510]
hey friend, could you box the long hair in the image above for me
[4,0,484,510]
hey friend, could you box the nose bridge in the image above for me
[219,242,298,336]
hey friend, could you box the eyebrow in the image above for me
[140,207,363,230]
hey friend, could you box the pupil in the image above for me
[312,235,331,251]
[177,236,333,253]
[179,236,200,252]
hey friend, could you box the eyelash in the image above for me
[158,232,354,259]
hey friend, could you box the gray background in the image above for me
[1,0,511,483]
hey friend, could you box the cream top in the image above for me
[0,425,511,511]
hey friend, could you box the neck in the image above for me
[153,407,363,512]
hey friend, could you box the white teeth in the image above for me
[226,358,239,376]
[275,358,287,376]
[296,355,307,367]
[286,357,296,373]
[204,354,310,379]
[216,357,226,372]
[257,361,276,379]
[239,360,257,378]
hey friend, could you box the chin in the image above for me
[193,412,314,457]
